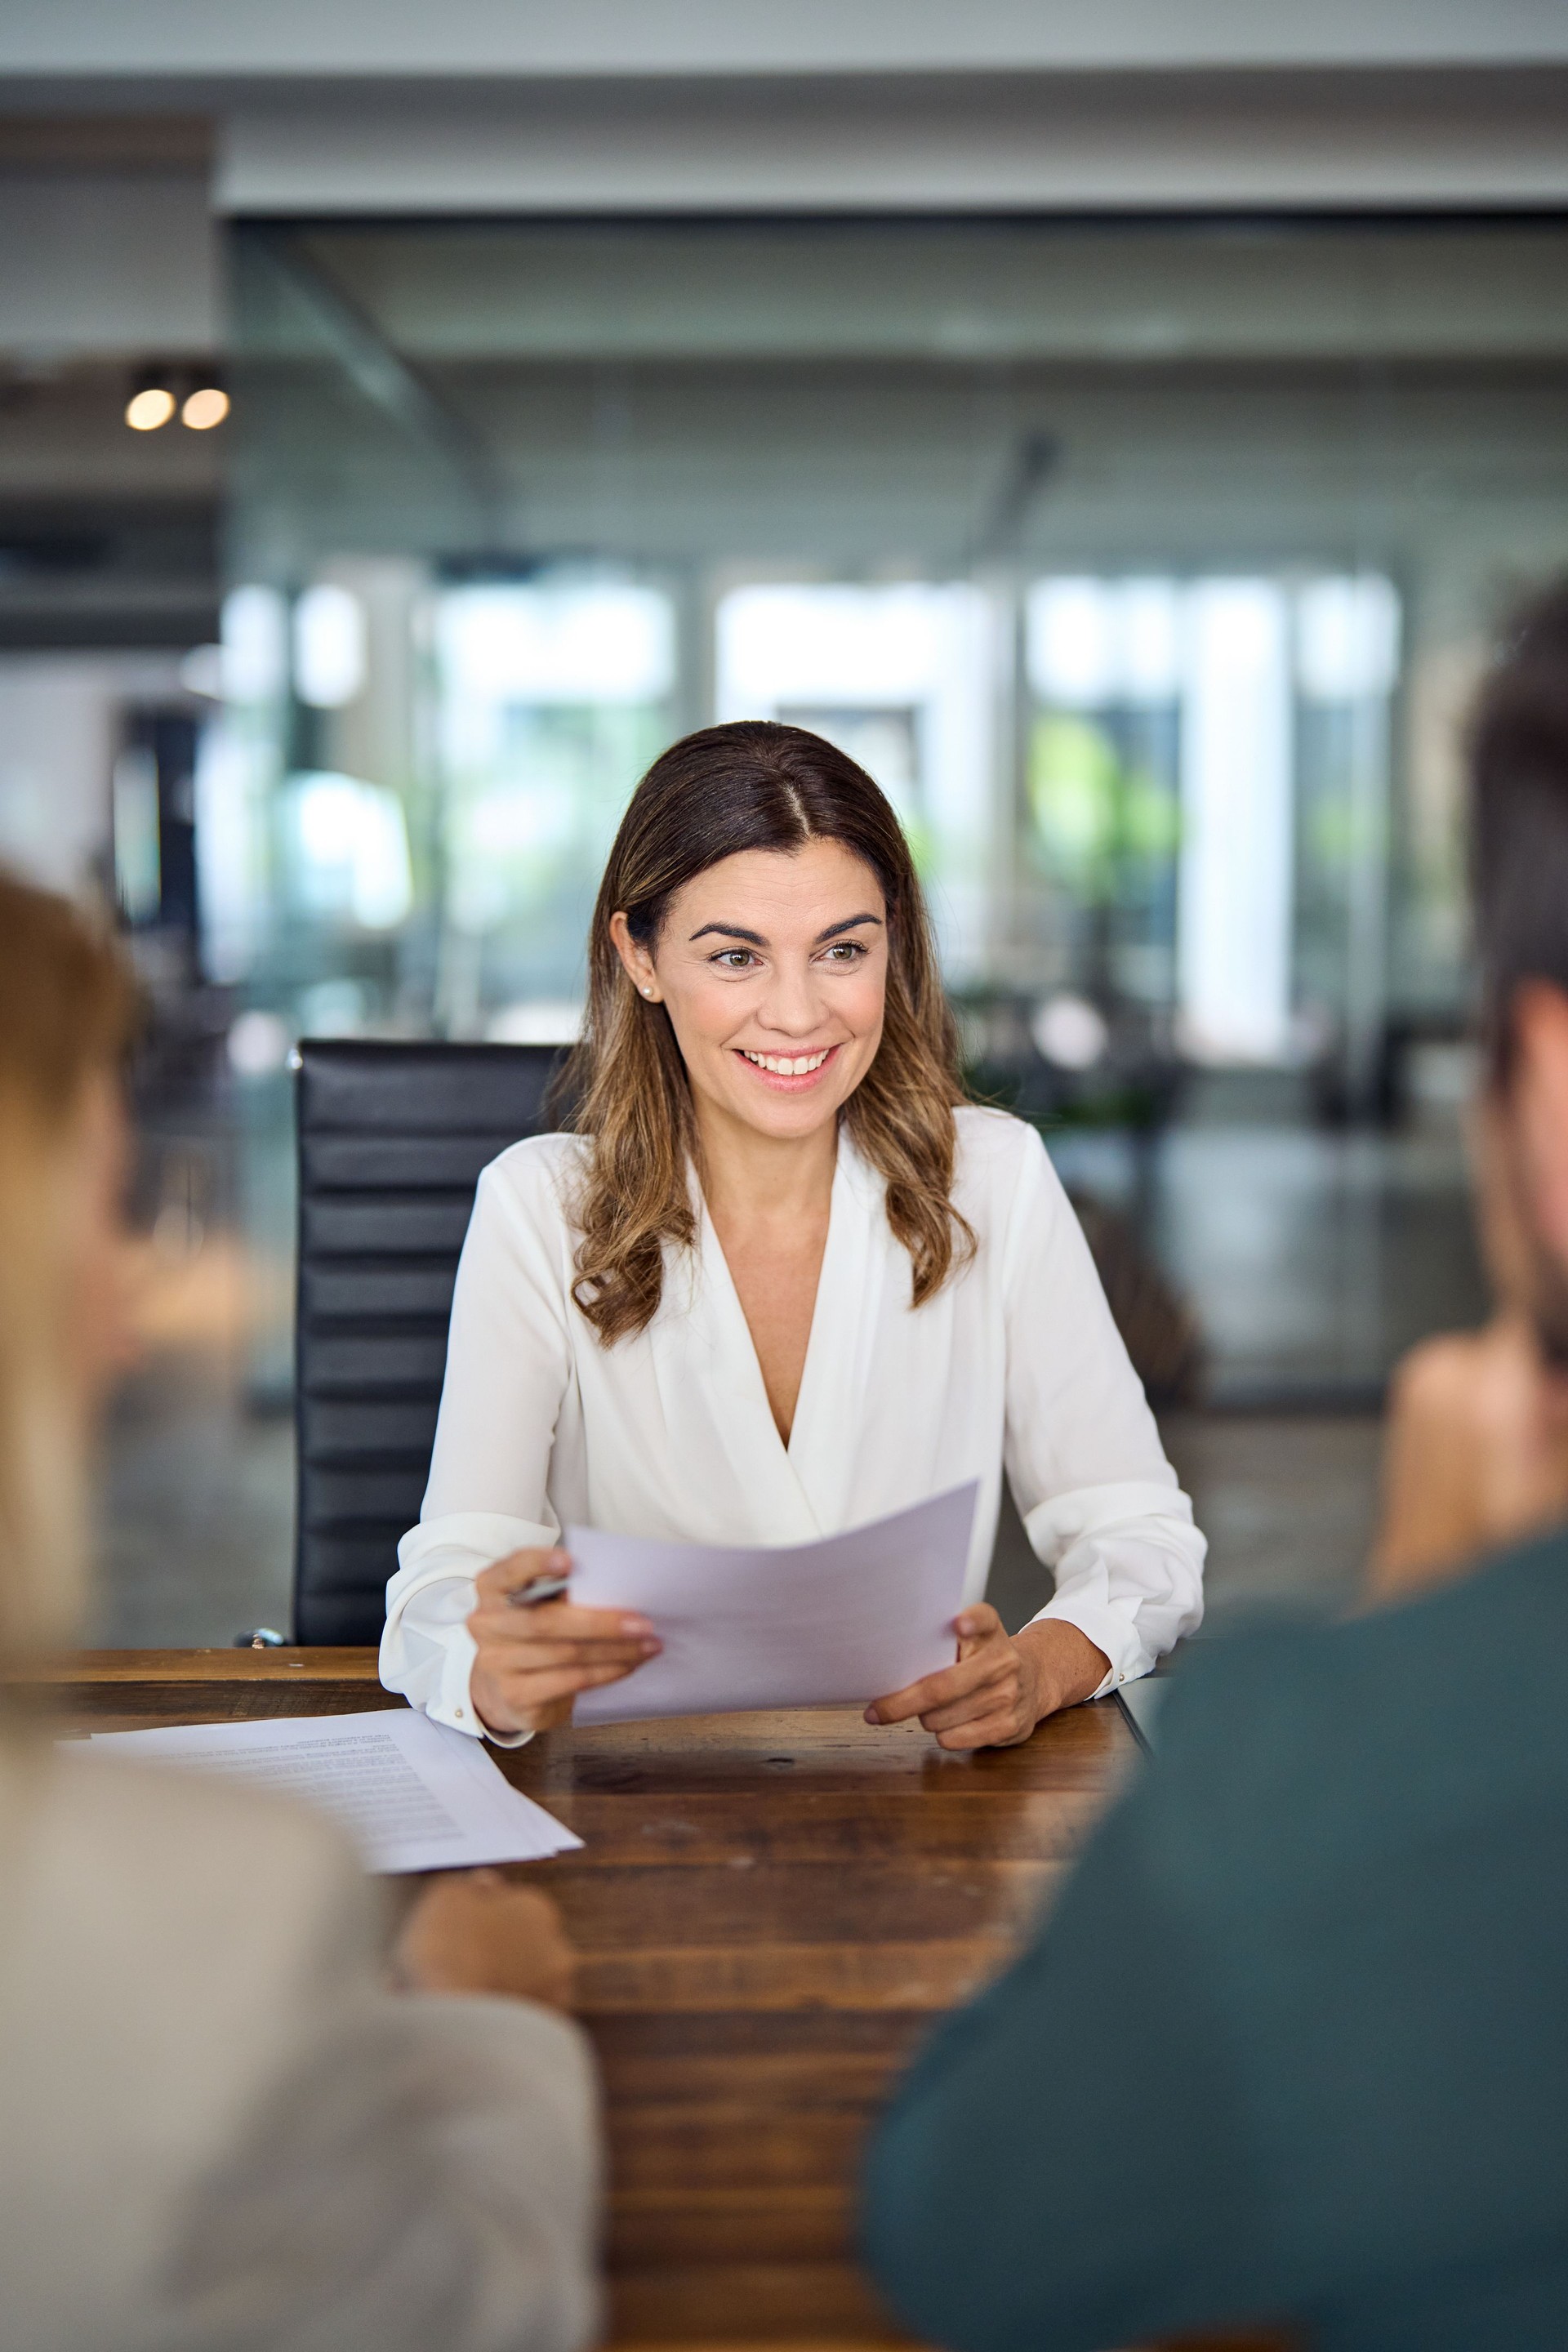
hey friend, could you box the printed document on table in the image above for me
[567,1480,978,1725]
[82,1708,581,1874]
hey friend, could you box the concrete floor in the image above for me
[1049,1124,1487,1405]
[984,1411,1379,1637]
[1162,1410,1381,1622]
[94,1354,295,1647]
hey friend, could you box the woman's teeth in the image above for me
[741,1047,832,1076]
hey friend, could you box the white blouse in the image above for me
[381,1106,1205,1739]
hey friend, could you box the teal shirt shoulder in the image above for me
[863,1527,1568,2352]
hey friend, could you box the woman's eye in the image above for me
[822,942,866,963]
[714,950,756,969]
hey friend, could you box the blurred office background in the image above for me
[2,4,1566,1643]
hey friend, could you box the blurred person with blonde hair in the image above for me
[0,871,601,2352]
[863,588,1568,2352]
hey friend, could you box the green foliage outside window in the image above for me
[1027,714,1181,906]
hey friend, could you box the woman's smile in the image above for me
[735,1042,842,1089]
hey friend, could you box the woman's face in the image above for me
[612,839,889,1147]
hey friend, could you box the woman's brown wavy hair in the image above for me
[0,871,138,1664]
[558,721,973,1343]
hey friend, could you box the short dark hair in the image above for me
[1470,580,1568,1080]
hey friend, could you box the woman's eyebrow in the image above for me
[687,911,883,947]
[814,912,884,942]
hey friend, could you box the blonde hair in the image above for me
[0,872,136,1664]
[558,722,973,1344]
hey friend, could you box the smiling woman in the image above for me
[381,723,1206,1749]
[577,724,971,1350]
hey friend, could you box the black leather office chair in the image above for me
[293,1040,562,1643]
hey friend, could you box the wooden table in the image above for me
[36,1651,1281,2352]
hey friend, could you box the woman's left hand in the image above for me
[864,1609,1109,1751]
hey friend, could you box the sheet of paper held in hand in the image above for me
[565,1480,979,1726]
[82,1709,581,1875]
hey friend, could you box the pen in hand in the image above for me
[470,1549,660,1736]
[506,1569,572,1610]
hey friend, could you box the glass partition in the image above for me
[220,215,1568,1399]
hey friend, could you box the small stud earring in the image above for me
[642,987,654,999]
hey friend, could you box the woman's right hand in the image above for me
[466,1547,662,1737]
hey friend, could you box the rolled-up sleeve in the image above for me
[381,1156,573,1740]
[1000,1132,1205,1690]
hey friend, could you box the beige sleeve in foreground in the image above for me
[162,1987,603,2352]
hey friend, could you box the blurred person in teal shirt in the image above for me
[862,582,1568,2352]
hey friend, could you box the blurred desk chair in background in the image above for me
[292,1040,561,1643]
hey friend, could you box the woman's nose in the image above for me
[757,957,826,1037]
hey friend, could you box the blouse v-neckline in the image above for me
[692,1131,893,1531]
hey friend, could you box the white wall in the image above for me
[0,654,185,898]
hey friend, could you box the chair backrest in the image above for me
[294,1040,562,1643]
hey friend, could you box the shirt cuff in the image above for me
[1027,1591,1152,1700]
[428,1619,536,1750]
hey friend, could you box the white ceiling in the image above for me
[216,74,1568,215]
[2,0,1567,78]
